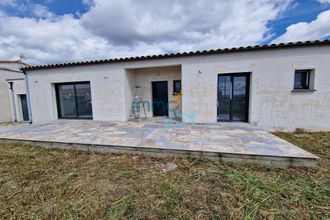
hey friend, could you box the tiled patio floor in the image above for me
[0,119,318,166]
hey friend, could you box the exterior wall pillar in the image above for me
[8,82,17,122]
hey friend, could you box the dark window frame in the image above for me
[55,81,93,120]
[294,70,311,90]
[173,80,181,95]
[217,72,250,123]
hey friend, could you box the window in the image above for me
[294,70,311,90]
[173,80,181,95]
[55,82,93,119]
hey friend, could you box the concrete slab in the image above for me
[0,120,318,167]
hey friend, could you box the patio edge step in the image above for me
[0,138,318,168]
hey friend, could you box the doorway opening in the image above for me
[55,82,93,119]
[217,73,250,122]
[152,81,169,117]
[20,94,29,121]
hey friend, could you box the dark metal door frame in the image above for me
[217,73,250,122]
[20,94,29,121]
[152,81,169,117]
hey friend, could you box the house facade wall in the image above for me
[10,79,26,122]
[181,46,330,131]
[0,63,26,122]
[27,64,127,124]
[0,74,14,122]
[134,66,181,119]
[26,45,330,131]
[124,69,136,120]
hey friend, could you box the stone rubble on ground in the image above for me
[163,162,178,172]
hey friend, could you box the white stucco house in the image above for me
[22,40,330,131]
[0,60,29,123]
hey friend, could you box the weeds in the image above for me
[0,132,329,219]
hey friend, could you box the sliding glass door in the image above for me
[217,73,250,122]
[56,82,93,119]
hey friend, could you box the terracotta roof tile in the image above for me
[22,39,330,71]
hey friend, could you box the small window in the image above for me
[294,70,310,90]
[173,80,181,95]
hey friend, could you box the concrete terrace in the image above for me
[0,120,318,167]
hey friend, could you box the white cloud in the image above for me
[8,2,56,19]
[0,0,15,5]
[81,0,291,48]
[272,9,330,43]
[31,4,55,19]
[82,0,95,7]
[0,13,112,64]
[318,0,330,3]
[0,0,293,65]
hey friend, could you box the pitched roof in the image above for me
[22,39,330,71]
[0,60,30,66]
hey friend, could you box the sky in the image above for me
[0,0,329,65]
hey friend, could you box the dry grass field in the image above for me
[0,132,329,219]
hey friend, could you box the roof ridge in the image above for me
[22,39,330,71]
[0,60,30,66]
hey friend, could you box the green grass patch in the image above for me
[0,132,329,219]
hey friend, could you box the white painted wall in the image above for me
[124,66,181,120]
[124,69,136,120]
[27,64,127,124]
[134,66,181,119]
[0,76,14,122]
[181,46,330,131]
[11,79,26,122]
[26,45,330,131]
[0,63,26,122]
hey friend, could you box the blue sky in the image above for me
[269,0,330,37]
[0,0,89,17]
[0,0,329,64]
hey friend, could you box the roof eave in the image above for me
[22,39,330,72]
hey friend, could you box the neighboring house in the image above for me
[22,40,330,131]
[0,60,29,123]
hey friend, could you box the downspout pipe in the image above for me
[23,71,33,124]
[8,82,17,122]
